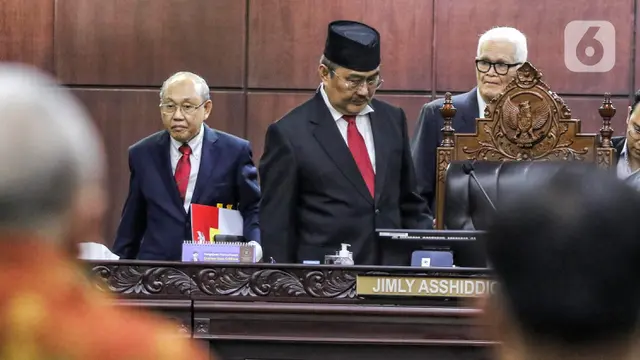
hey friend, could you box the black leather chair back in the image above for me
[444,161,589,230]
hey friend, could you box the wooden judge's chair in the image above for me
[434,61,617,230]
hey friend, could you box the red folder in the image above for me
[190,204,220,243]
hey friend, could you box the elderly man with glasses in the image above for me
[259,20,432,266]
[411,26,528,211]
[113,71,262,261]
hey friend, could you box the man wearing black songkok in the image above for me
[259,20,432,265]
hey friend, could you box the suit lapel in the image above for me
[310,93,374,204]
[462,88,480,130]
[153,131,185,213]
[369,108,388,205]
[191,125,221,205]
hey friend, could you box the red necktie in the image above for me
[344,115,374,196]
[175,144,192,201]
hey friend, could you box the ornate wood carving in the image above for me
[435,148,451,230]
[460,62,593,162]
[599,93,615,148]
[192,267,357,298]
[437,150,452,183]
[597,93,616,168]
[92,264,195,296]
[91,264,358,298]
[194,318,210,334]
[434,62,615,227]
[440,92,456,148]
[435,93,456,229]
[89,262,490,301]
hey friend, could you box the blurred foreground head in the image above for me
[484,162,640,360]
[0,63,106,254]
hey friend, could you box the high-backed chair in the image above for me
[434,62,617,230]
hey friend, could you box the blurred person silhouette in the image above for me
[0,63,211,360]
[481,162,640,360]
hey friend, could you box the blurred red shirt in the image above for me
[0,236,211,360]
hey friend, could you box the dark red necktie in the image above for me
[344,115,374,196]
[175,144,192,201]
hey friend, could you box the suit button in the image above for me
[375,209,380,214]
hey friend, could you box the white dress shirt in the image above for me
[476,88,487,119]
[170,124,204,213]
[320,85,376,172]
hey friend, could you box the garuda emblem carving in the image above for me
[502,98,551,146]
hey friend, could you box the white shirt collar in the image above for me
[621,138,629,157]
[170,123,204,160]
[319,84,374,121]
[476,88,487,118]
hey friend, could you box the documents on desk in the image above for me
[186,203,262,262]
[78,242,120,260]
[191,203,243,241]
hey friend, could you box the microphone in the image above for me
[462,162,497,211]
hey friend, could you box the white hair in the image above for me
[477,27,528,63]
[159,71,210,101]
[0,63,105,235]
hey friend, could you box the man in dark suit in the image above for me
[113,71,261,261]
[411,27,528,208]
[259,20,432,266]
[613,90,640,190]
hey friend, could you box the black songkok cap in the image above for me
[323,20,381,72]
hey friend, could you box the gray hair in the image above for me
[0,63,104,235]
[319,55,338,70]
[477,27,528,64]
[318,55,340,79]
[159,71,210,101]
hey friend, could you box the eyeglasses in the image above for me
[331,70,384,91]
[159,100,206,115]
[475,59,521,76]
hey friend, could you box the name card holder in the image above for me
[181,241,256,263]
[356,275,497,298]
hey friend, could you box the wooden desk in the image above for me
[86,261,494,360]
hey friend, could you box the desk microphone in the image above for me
[462,162,497,211]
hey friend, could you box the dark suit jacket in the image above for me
[613,136,625,163]
[113,125,261,261]
[259,90,432,266]
[411,88,480,208]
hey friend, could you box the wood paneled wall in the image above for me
[1,0,635,245]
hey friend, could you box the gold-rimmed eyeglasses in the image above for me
[331,70,384,91]
[159,100,207,115]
